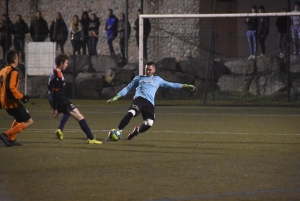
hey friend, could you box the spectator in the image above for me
[80,11,90,55]
[245,5,258,60]
[118,13,131,62]
[30,11,49,42]
[291,1,300,55]
[12,14,29,63]
[87,13,100,56]
[0,14,13,60]
[69,15,84,54]
[276,8,288,58]
[49,12,68,54]
[257,6,269,58]
[105,9,119,56]
[134,9,151,61]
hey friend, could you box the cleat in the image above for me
[8,140,22,146]
[55,129,63,140]
[247,55,253,60]
[127,126,139,140]
[0,133,12,147]
[87,137,102,144]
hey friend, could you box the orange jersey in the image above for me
[0,65,24,109]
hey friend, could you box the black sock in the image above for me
[118,112,133,130]
[78,119,94,140]
[139,123,151,133]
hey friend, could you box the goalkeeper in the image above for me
[107,61,195,140]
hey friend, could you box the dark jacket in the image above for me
[80,11,90,40]
[105,15,119,39]
[0,18,13,42]
[88,17,100,36]
[276,16,288,33]
[49,19,68,44]
[30,17,49,42]
[257,16,269,37]
[134,17,151,37]
[245,16,258,31]
[12,19,29,40]
[118,19,131,39]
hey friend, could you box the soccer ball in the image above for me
[107,129,122,141]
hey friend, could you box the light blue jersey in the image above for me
[117,75,182,105]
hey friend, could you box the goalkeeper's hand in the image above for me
[107,94,121,103]
[183,84,196,92]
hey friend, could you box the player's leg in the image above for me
[117,99,141,132]
[1,105,34,146]
[66,102,101,144]
[128,98,155,140]
[55,114,70,140]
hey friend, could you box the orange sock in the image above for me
[11,120,18,128]
[5,122,26,141]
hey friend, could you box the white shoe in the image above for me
[257,53,265,58]
[279,53,283,58]
[248,55,254,60]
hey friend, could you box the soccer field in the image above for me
[0,99,299,201]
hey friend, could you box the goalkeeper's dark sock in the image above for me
[78,119,94,140]
[118,112,133,130]
[59,114,70,131]
[139,123,151,133]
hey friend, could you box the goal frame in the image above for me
[138,12,300,75]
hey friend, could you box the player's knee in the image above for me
[144,119,154,127]
[128,109,136,116]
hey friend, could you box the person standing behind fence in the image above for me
[87,13,100,56]
[49,12,68,54]
[0,50,33,147]
[291,1,300,55]
[69,15,84,55]
[118,13,131,62]
[30,11,49,42]
[80,11,90,55]
[0,14,13,60]
[276,8,288,58]
[105,9,119,56]
[134,9,151,61]
[256,6,269,58]
[12,14,29,63]
[245,5,258,60]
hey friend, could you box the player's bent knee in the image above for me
[128,109,136,116]
[144,119,154,127]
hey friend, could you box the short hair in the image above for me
[108,9,113,12]
[282,8,287,12]
[251,5,257,10]
[138,9,141,13]
[146,61,156,68]
[5,50,18,64]
[258,6,265,11]
[55,54,69,66]
[296,1,300,6]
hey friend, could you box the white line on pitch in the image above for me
[6,128,300,136]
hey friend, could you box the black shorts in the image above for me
[58,100,77,115]
[129,97,155,121]
[6,104,31,122]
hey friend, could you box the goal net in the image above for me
[138,12,300,106]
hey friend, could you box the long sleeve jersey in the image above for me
[117,75,182,106]
[48,68,67,110]
[0,65,24,109]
